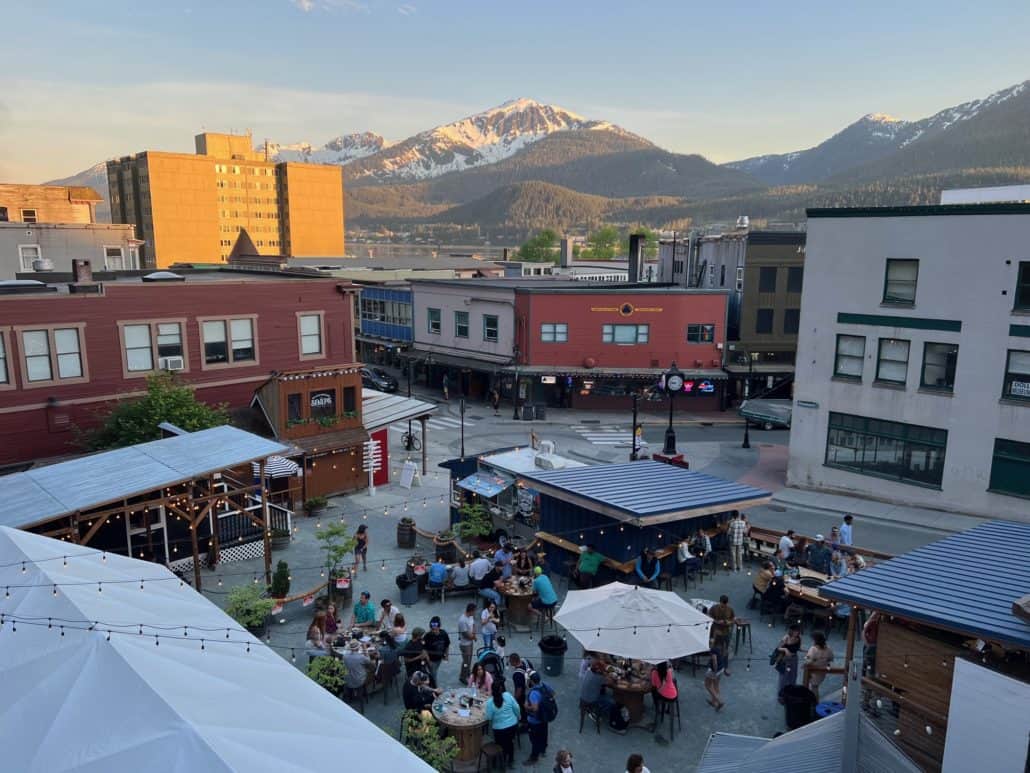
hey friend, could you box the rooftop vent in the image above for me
[141,271,186,283]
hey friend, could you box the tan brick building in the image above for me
[0,184,102,225]
[107,132,344,268]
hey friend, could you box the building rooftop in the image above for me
[288,255,505,272]
[407,277,725,294]
[10,266,355,294]
[807,202,1030,218]
[517,460,771,526]
[820,521,1030,648]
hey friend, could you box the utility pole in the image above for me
[630,393,639,461]
[460,397,466,460]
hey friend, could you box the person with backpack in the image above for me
[508,652,534,731]
[524,671,557,766]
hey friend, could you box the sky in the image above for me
[2,0,1029,182]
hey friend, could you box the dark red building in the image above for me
[0,268,358,465]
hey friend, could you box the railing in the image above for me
[217,496,292,545]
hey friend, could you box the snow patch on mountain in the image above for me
[268,132,390,165]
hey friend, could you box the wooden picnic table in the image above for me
[432,687,489,762]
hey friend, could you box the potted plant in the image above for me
[456,502,493,546]
[401,710,459,771]
[226,584,275,637]
[304,495,329,517]
[269,527,291,551]
[397,515,417,548]
[307,655,349,697]
[270,560,291,600]
[315,521,356,603]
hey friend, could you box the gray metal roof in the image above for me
[821,521,1030,647]
[360,388,436,430]
[695,733,767,773]
[518,461,771,524]
[0,426,289,530]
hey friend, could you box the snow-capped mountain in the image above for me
[343,98,643,183]
[268,131,390,165]
[726,80,1030,186]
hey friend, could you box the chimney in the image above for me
[560,238,574,268]
[628,233,644,283]
[72,259,93,284]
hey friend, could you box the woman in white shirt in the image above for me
[625,753,650,773]
[379,599,400,630]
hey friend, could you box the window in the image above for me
[920,343,958,391]
[1016,262,1030,310]
[298,313,323,357]
[0,206,8,222]
[156,323,183,359]
[783,309,800,334]
[483,314,499,342]
[21,209,37,224]
[883,259,919,305]
[720,265,726,286]
[454,311,469,339]
[310,389,336,420]
[427,308,441,334]
[787,267,804,293]
[287,393,302,423]
[104,246,125,270]
[0,332,8,384]
[602,324,649,344]
[758,267,777,293]
[876,338,910,384]
[200,317,256,366]
[123,324,154,372]
[825,412,947,488]
[343,385,356,413]
[18,245,41,272]
[686,324,715,343]
[1002,349,1030,401]
[541,323,568,343]
[755,309,774,334]
[834,335,866,380]
[21,327,84,383]
[989,438,1030,497]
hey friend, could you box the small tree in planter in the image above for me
[397,515,416,548]
[270,560,291,599]
[307,655,348,696]
[315,521,356,602]
[226,584,275,636]
[433,529,457,563]
[304,495,329,517]
[456,502,492,546]
[401,710,459,771]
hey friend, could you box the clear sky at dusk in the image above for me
[2,0,1028,181]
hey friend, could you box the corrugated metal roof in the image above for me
[0,426,289,530]
[696,733,767,773]
[821,521,1030,647]
[457,472,513,499]
[518,461,771,522]
[360,388,436,430]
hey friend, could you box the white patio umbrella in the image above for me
[554,581,712,662]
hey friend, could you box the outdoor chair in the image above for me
[579,699,602,734]
[477,741,505,771]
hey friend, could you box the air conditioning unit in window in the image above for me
[159,356,185,372]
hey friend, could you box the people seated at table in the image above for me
[829,551,848,579]
[634,548,660,588]
[494,542,514,580]
[580,659,616,719]
[754,560,775,597]
[692,528,713,568]
[806,535,832,574]
[450,557,471,590]
[323,603,341,645]
[379,598,401,630]
[649,660,678,705]
[676,537,703,583]
[791,536,809,567]
[306,618,327,653]
[391,612,409,645]
[428,556,448,590]
[529,566,558,619]
[481,600,501,649]
[469,550,492,584]
[829,526,842,551]
[778,529,796,561]
[848,553,866,573]
[423,616,450,682]
[478,560,505,607]
[804,631,835,700]
[341,639,373,692]
[486,680,521,769]
[468,661,494,693]
[400,626,431,679]
[402,671,439,711]
[772,548,791,574]
[512,549,534,577]
[377,631,400,667]
[573,544,605,589]
[351,591,377,628]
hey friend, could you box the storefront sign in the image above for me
[310,391,334,409]
[540,375,557,384]
[698,379,715,393]
[589,303,664,316]
[796,400,819,409]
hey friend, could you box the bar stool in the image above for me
[539,603,557,635]
[653,694,682,741]
[658,571,674,592]
[733,618,753,655]
[477,741,505,771]
[579,699,602,734]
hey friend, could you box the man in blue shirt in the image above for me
[494,544,514,580]
[634,548,660,588]
[524,671,552,765]
[428,556,448,589]
[529,566,558,623]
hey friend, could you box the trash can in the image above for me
[396,574,419,606]
[780,685,817,729]
[522,404,535,421]
[538,635,567,676]
[534,405,546,420]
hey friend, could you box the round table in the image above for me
[607,678,652,725]
[500,579,535,630]
[432,688,489,762]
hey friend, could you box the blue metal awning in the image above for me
[821,521,1030,648]
[457,472,514,499]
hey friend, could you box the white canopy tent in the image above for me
[554,581,712,662]
[0,526,432,773]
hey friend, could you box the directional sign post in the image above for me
[362,438,383,496]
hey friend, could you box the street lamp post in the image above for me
[511,346,521,420]
[630,392,640,461]
[406,358,413,450]
[460,397,466,459]
[662,362,684,456]
[730,344,754,449]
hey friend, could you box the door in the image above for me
[126,508,169,563]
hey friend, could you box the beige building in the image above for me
[0,222,142,278]
[107,132,344,268]
[0,184,102,225]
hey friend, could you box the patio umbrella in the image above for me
[554,581,712,662]
[251,455,301,478]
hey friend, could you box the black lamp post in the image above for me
[630,392,640,461]
[406,358,413,448]
[730,344,754,449]
[460,397,466,459]
[662,362,684,456]
[511,346,521,420]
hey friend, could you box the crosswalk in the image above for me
[571,424,634,446]
[389,414,475,435]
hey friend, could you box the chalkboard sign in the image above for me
[399,460,421,490]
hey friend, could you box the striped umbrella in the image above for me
[251,455,301,479]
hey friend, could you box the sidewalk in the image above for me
[771,486,996,535]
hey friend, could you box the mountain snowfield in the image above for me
[267,131,390,165]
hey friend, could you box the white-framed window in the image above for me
[454,311,469,339]
[427,308,441,335]
[483,314,499,342]
[200,317,256,366]
[20,326,86,384]
[876,338,910,384]
[18,245,41,272]
[298,313,324,357]
[541,323,568,343]
[603,324,649,344]
[21,209,37,224]
[686,323,715,343]
[834,334,865,379]
[103,246,126,270]
[0,331,9,385]
[883,259,919,305]
[123,324,154,372]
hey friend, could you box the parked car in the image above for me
[361,367,398,393]
[739,399,792,430]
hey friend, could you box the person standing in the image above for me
[804,631,835,700]
[704,648,725,711]
[441,371,450,401]
[423,616,450,683]
[807,535,832,575]
[400,627,431,679]
[727,511,749,572]
[481,600,501,649]
[775,624,803,699]
[708,595,736,674]
[352,523,369,572]
[490,387,501,417]
[458,602,478,683]
[486,679,521,769]
[524,672,554,767]
[573,544,605,589]
[840,514,854,546]
[508,652,535,728]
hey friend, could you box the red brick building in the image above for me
[0,268,358,465]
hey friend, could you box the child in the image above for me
[494,634,506,659]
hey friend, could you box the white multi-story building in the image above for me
[788,201,1030,521]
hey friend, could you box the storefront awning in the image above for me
[399,348,511,373]
[457,472,514,499]
[502,365,728,380]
